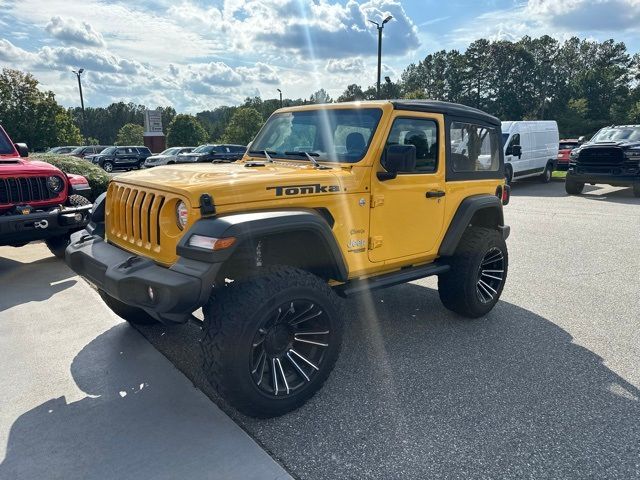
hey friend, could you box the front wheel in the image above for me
[102,161,114,173]
[200,266,344,418]
[438,227,508,318]
[540,163,553,183]
[565,178,585,195]
[505,165,513,185]
[633,184,640,198]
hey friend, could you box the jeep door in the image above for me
[369,113,446,263]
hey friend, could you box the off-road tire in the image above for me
[200,266,344,418]
[98,289,158,325]
[45,195,91,258]
[438,227,508,318]
[540,162,553,183]
[102,161,114,173]
[633,183,640,198]
[565,178,585,195]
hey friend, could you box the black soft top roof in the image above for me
[392,100,501,127]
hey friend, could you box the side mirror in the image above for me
[378,144,416,181]
[14,143,29,157]
[512,145,522,158]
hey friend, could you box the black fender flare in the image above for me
[438,195,507,257]
[176,209,348,281]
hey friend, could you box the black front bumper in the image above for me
[65,230,222,324]
[0,204,92,246]
[567,168,639,187]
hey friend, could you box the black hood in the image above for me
[581,140,640,150]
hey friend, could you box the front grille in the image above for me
[0,176,57,205]
[577,147,624,165]
[105,182,188,265]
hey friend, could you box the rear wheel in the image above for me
[540,162,553,183]
[98,289,158,325]
[438,227,508,318]
[200,266,344,417]
[565,178,585,195]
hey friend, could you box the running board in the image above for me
[337,263,450,297]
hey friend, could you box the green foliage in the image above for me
[32,154,110,201]
[309,88,332,104]
[85,137,99,145]
[54,111,83,145]
[337,84,366,102]
[115,123,144,146]
[220,107,264,145]
[166,114,208,147]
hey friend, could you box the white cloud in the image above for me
[526,0,640,31]
[326,58,365,74]
[45,16,106,47]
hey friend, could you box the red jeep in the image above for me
[0,124,92,258]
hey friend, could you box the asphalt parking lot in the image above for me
[136,180,640,479]
[1,179,639,479]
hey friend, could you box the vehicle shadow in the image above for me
[0,324,285,480]
[135,283,640,479]
[511,178,639,203]
[0,255,76,313]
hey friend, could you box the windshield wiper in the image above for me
[284,151,330,169]
[248,149,276,162]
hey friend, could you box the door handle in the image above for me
[426,190,446,198]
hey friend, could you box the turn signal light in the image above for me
[188,235,236,251]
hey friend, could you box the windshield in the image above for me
[0,129,15,155]
[101,147,116,154]
[192,145,215,153]
[160,147,179,155]
[501,133,509,146]
[559,142,578,150]
[70,147,85,154]
[250,108,383,163]
[591,127,640,143]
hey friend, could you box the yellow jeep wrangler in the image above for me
[66,100,511,417]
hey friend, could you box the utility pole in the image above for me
[277,88,283,108]
[368,15,393,99]
[72,68,85,136]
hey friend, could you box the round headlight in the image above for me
[47,176,63,193]
[176,201,188,230]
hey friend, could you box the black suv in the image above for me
[177,144,246,163]
[566,125,640,197]
[91,146,152,172]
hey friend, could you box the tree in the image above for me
[115,123,144,145]
[220,107,264,145]
[54,111,83,145]
[338,84,365,102]
[166,114,208,147]
[310,88,332,104]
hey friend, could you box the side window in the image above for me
[386,117,438,173]
[116,148,126,155]
[450,122,500,172]
[508,133,520,149]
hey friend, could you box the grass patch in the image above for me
[32,153,109,201]
[552,170,567,180]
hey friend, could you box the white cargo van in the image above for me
[501,121,559,183]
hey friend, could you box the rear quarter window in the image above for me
[450,122,500,173]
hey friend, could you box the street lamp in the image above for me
[277,88,283,108]
[72,68,85,135]
[368,15,393,99]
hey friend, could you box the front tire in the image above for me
[540,162,553,183]
[438,227,508,318]
[505,165,513,185]
[103,161,114,173]
[565,178,585,195]
[633,183,640,198]
[200,266,344,418]
[98,289,158,325]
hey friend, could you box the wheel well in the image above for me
[469,207,501,230]
[217,231,341,283]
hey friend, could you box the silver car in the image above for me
[144,147,195,167]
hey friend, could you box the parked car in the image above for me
[67,145,109,159]
[91,146,152,172]
[177,144,246,163]
[144,147,195,168]
[565,124,640,197]
[46,146,80,155]
[0,125,91,258]
[556,139,582,171]
[501,121,559,183]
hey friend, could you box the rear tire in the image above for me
[98,289,158,325]
[540,162,553,183]
[565,178,585,195]
[200,266,344,418]
[438,227,508,318]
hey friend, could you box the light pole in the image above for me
[277,88,283,108]
[72,68,85,136]
[368,15,393,99]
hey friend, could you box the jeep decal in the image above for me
[266,184,340,196]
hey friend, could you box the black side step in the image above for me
[337,262,450,297]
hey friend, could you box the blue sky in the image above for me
[1,0,639,112]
